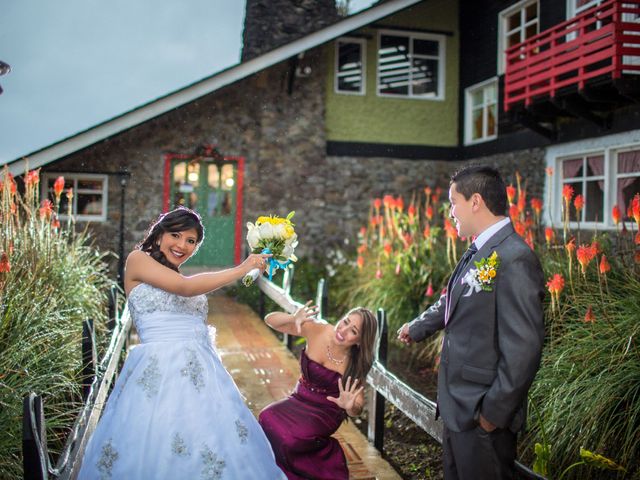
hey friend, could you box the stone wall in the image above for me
[322,148,546,250]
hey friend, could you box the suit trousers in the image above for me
[442,424,517,480]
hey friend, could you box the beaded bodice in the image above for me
[127,283,208,321]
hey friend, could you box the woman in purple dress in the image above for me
[258,303,378,479]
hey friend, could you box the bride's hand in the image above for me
[327,376,364,415]
[241,253,271,274]
[292,300,318,334]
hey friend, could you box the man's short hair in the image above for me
[450,165,507,216]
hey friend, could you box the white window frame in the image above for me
[376,29,446,101]
[497,0,540,75]
[464,77,499,145]
[334,37,367,96]
[566,0,603,19]
[41,173,108,222]
[547,142,640,230]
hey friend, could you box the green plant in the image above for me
[336,175,640,478]
[0,167,116,478]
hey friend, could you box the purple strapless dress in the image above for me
[259,349,348,480]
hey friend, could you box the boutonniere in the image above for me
[462,251,500,297]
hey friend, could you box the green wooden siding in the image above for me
[325,0,459,147]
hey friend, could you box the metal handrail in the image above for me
[23,304,132,480]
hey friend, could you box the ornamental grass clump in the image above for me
[0,166,116,478]
[340,171,640,479]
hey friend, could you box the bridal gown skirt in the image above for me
[78,283,285,480]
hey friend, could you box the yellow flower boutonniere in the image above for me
[473,251,500,291]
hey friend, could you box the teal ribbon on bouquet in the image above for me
[261,248,291,281]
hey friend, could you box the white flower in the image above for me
[462,269,483,297]
[246,223,261,249]
[258,222,274,239]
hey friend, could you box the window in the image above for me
[42,173,108,221]
[335,38,366,95]
[377,30,445,100]
[465,79,498,144]
[567,0,603,18]
[498,0,539,75]
[554,148,640,227]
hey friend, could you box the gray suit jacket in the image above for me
[408,223,545,433]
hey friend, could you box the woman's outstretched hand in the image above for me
[240,253,272,275]
[327,376,364,415]
[292,300,318,334]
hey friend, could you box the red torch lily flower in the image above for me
[562,184,574,205]
[425,282,434,297]
[423,224,431,239]
[373,198,382,210]
[531,198,543,218]
[383,242,392,257]
[545,227,554,246]
[25,170,40,187]
[395,196,404,212]
[39,199,53,220]
[584,306,595,323]
[599,255,611,275]
[565,237,576,257]
[444,219,457,241]
[506,185,516,204]
[407,204,416,224]
[546,273,565,296]
[509,204,520,221]
[426,205,433,221]
[574,194,584,219]
[53,176,65,199]
[632,193,640,226]
[513,220,526,237]
[576,244,596,275]
[357,256,364,269]
[0,252,10,273]
[635,231,640,246]
[612,205,621,225]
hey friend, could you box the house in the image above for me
[4,0,639,279]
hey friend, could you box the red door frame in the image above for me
[162,148,244,265]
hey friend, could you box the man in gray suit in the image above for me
[397,165,545,480]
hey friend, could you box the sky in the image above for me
[0,0,376,164]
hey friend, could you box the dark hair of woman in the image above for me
[136,207,205,272]
[341,307,378,388]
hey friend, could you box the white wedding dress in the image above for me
[78,283,286,480]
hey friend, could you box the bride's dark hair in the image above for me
[137,207,205,272]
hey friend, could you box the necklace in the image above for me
[326,344,347,365]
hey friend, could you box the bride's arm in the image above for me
[125,250,269,297]
[265,301,324,336]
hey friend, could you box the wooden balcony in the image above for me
[504,0,640,132]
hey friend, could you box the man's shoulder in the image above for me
[496,233,541,265]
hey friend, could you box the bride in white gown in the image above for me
[78,207,285,480]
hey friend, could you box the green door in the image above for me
[170,159,237,266]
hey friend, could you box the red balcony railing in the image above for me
[504,0,640,111]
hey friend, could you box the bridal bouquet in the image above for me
[242,211,298,287]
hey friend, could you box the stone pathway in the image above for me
[209,294,401,480]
